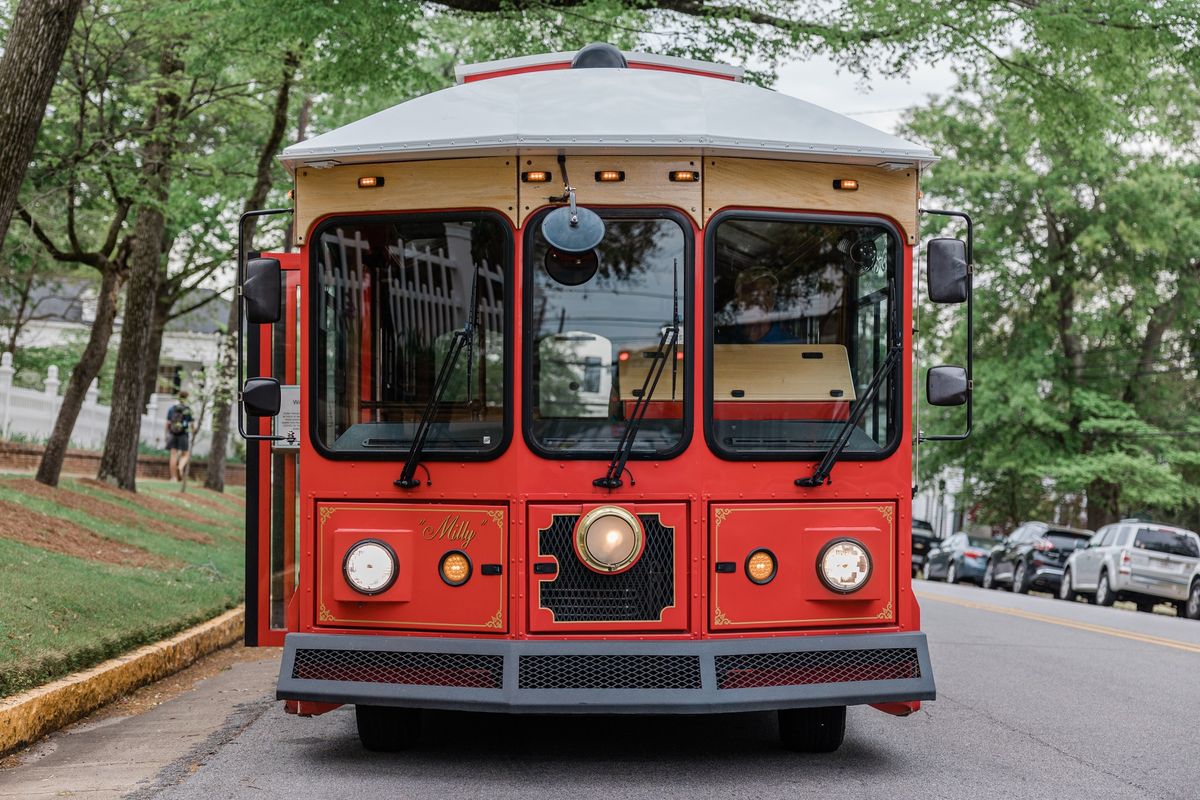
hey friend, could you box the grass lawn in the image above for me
[0,476,245,698]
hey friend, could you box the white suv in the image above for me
[1060,520,1200,615]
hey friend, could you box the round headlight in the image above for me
[343,539,398,595]
[817,539,872,594]
[575,506,644,573]
[439,550,472,586]
[745,549,777,584]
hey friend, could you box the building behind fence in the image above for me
[0,352,232,457]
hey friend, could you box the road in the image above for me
[3,581,1198,800]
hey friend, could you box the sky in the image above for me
[773,54,959,136]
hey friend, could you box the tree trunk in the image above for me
[97,46,183,490]
[1086,477,1120,531]
[36,267,122,486]
[205,54,297,492]
[141,294,170,406]
[0,0,84,251]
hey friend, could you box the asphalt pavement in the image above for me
[3,580,1197,799]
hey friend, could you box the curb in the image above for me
[0,605,245,755]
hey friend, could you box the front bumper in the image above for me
[1031,565,1064,588]
[277,631,935,714]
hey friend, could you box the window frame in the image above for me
[307,210,515,463]
[702,209,905,462]
[521,206,695,462]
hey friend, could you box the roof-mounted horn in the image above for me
[571,43,628,69]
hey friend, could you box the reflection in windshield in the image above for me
[314,215,508,454]
[709,217,896,455]
[528,215,687,456]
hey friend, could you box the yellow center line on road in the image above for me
[915,590,1200,655]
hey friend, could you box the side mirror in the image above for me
[927,365,968,406]
[244,257,281,324]
[243,377,281,417]
[927,238,968,304]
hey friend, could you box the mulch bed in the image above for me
[142,483,246,515]
[0,498,176,569]
[77,478,216,527]
[2,479,213,545]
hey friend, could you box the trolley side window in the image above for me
[707,214,899,457]
[312,214,510,457]
[526,212,690,458]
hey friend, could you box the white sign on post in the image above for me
[273,384,301,451]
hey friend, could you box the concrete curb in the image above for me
[0,605,245,755]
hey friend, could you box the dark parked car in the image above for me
[923,532,995,585]
[982,522,1093,593]
[911,519,937,578]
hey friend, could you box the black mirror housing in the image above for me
[927,238,968,303]
[927,365,968,407]
[244,257,281,324]
[243,377,281,417]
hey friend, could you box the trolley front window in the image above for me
[312,214,510,457]
[526,210,690,458]
[707,213,899,458]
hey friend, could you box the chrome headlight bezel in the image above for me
[574,506,645,574]
[816,538,872,594]
[342,538,399,595]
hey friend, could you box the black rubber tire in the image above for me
[1012,560,1030,594]
[923,561,938,582]
[947,561,959,584]
[355,705,421,752]
[779,706,847,753]
[1058,569,1075,601]
[1187,580,1200,621]
[982,561,996,590]
[1095,571,1116,607]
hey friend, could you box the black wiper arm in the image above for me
[795,344,901,488]
[594,324,678,490]
[396,268,480,489]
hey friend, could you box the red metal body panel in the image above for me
[250,202,921,654]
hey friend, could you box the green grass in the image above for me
[0,478,245,698]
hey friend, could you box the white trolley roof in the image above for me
[280,51,936,173]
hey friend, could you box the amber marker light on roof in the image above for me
[832,179,859,190]
[522,170,552,183]
[669,170,700,182]
[595,170,625,182]
[357,176,384,188]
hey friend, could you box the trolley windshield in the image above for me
[312,214,509,456]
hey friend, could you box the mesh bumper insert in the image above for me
[715,647,921,690]
[291,648,503,689]
[519,654,702,690]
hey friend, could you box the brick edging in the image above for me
[0,606,246,755]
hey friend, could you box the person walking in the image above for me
[165,390,194,481]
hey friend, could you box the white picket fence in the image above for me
[0,352,225,456]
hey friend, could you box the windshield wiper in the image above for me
[395,267,479,489]
[796,275,900,488]
[594,259,679,490]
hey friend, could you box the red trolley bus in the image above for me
[238,44,973,753]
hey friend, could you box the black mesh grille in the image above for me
[538,514,674,622]
[292,649,503,689]
[715,648,921,690]
[519,654,701,689]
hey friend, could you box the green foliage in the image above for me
[12,338,116,400]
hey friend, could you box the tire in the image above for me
[779,706,846,753]
[922,561,935,581]
[1012,560,1030,594]
[355,705,421,752]
[982,561,996,590]
[1095,571,1115,607]
[947,561,959,584]
[1058,569,1075,601]
[1186,580,1200,620]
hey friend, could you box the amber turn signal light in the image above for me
[595,170,625,182]
[439,551,472,586]
[832,179,859,190]
[669,170,700,182]
[357,176,385,189]
[522,170,552,183]
[746,549,777,584]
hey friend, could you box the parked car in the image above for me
[923,532,994,585]
[1186,562,1200,620]
[911,519,937,578]
[1060,520,1200,613]
[982,522,1092,593]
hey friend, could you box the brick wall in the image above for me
[0,442,246,486]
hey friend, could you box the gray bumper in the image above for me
[277,631,935,714]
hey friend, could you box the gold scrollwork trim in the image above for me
[319,506,336,525]
[713,507,733,533]
[483,509,505,528]
[876,600,893,619]
[713,607,732,626]
[877,505,894,523]
[483,608,503,628]
[319,603,335,622]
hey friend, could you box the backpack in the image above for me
[168,404,190,435]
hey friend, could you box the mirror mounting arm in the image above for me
[919,207,974,442]
[237,206,292,441]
